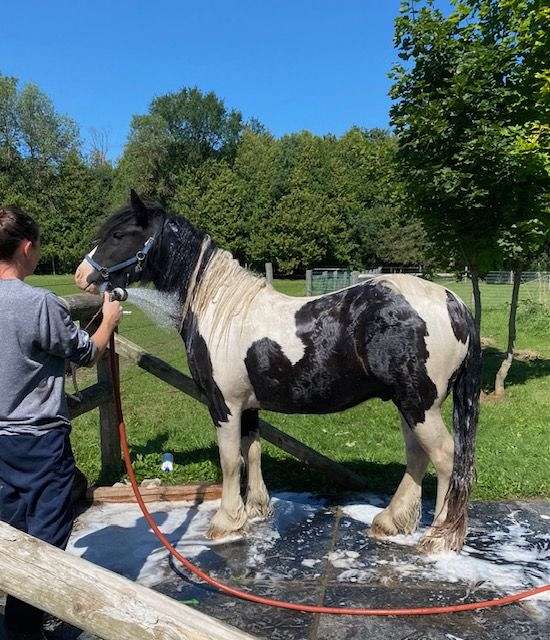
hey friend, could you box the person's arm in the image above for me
[37,292,122,367]
[89,293,124,361]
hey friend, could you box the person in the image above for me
[0,206,123,640]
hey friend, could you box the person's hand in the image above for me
[102,292,123,328]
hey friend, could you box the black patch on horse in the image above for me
[241,409,259,437]
[181,311,230,426]
[446,290,469,344]
[245,281,437,426]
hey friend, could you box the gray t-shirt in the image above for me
[0,278,97,436]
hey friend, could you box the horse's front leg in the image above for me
[241,409,272,521]
[207,407,248,539]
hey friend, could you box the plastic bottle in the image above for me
[161,452,174,473]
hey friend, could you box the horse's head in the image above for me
[75,190,165,295]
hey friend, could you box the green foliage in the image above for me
[171,126,427,274]
[112,87,244,205]
[516,296,550,336]
[0,72,113,272]
[498,218,549,268]
[390,0,550,273]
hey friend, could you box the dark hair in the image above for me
[0,206,40,261]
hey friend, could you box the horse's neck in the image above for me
[188,248,267,343]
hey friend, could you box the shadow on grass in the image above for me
[481,347,550,392]
[130,434,438,498]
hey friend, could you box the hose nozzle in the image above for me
[109,287,128,302]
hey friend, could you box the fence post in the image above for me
[96,338,122,484]
[265,262,273,285]
[351,270,359,285]
[305,269,312,296]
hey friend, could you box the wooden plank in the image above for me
[67,382,112,419]
[265,262,273,284]
[0,521,255,640]
[115,334,202,401]
[90,483,222,504]
[305,269,312,296]
[114,335,369,491]
[63,292,102,321]
[97,349,123,484]
[258,420,368,491]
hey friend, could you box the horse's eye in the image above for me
[113,231,124,240]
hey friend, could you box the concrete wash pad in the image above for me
[26,493,550,639]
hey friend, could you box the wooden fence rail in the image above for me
[63,294,368,490]
[0,521,254,640]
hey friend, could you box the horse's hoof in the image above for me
[206,524,246,540]
[369,511,399,539]
[245,500,273,521]
[207,507,248,540]
[417,528,463,554]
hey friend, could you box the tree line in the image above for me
[1,1,547,283]
[0,79,428,275]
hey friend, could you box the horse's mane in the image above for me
[190,248,267,347]
[94,201,166,242]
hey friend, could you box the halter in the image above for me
[84,236,157,284]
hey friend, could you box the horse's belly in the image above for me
[244,337,389,414]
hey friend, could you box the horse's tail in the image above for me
[441,311,482,549]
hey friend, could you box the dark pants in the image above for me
[0,429,75,636]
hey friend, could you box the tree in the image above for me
[390,0,549,331]
[0,73,111,273]
[264,132,351,273]
[173,159,249,261]
[330,128,429,268]
[269,189,348,274]
[112,87,244,205]
[233,130,278,267]
[17,83,79,166]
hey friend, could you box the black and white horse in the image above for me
[75,191,482,553]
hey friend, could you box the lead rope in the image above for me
[107,334,549,616]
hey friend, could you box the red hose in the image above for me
[108,336,550,616]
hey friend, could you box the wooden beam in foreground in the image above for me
[0,521,255,640]
[90,482,222,504]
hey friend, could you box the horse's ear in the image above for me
[129,189,149,227]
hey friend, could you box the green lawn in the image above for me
[28,273,550,501]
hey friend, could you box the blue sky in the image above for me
[0,1,447,160]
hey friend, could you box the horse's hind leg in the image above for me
[207,408,248,539]
[411,407,456,553]
[241,410,272,521]
[371,413,430,538]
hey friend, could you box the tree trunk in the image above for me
[470,270,482,333]
[494,270,521,397]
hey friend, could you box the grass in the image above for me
[28,273,550,501]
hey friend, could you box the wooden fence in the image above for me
[64,293,369,493]
[0,292,371,639]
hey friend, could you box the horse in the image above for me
[75,190,482,553]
